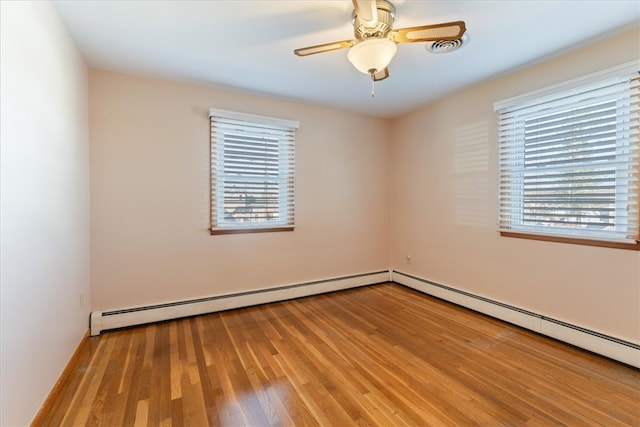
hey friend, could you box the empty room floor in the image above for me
[37,283,640,426]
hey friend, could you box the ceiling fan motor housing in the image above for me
[353,0,395,40]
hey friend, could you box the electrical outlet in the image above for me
[406,255,411,264]
[79,293,85,308]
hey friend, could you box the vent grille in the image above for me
[426,36,466,53]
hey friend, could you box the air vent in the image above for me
[426,34,468,53]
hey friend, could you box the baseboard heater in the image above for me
[90,270,391,336]
[392,270,640,369]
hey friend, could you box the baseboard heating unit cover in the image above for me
[90,270,391,336]
[392,270,640,368]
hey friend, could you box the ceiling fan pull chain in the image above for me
[370,72,376,97]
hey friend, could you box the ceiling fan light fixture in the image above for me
[347,38,397,75]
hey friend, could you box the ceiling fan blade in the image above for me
[373,67,389,82]
[353,0,378,27]
[294,39,356,56]
[391,21,466,44]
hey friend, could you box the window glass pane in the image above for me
[210,111,297,233]
[496,65,639,244]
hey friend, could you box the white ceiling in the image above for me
[52,0,640,118]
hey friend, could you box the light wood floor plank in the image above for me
[35,283,640,426]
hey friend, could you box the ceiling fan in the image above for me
[294,0,466,87]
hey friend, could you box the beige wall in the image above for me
[90,28,640,343]
[0,2,90,425]
[89,70,391,310]
[390,28,640,344]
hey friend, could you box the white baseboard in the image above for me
[90,269,639,368]
[392,270,640,369]
[90,270,391,336]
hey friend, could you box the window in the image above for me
[209,109,298,234]
[495,62,640,249]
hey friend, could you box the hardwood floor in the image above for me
[36,283,640,426]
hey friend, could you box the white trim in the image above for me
[493,60,640,111]
[392,270,640,368]
[209,108,300,129]
[90,270,390,336]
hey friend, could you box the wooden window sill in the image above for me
[210,227,294,235]
[500,231,640,251]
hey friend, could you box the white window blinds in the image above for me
[210,109,298,234]
[495,63,640,244]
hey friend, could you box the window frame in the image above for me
[209,108,298,235]
[494,61,640,250]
